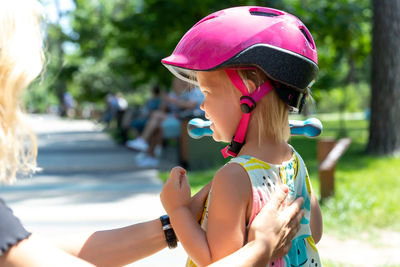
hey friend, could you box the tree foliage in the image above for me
[37,0,371,109]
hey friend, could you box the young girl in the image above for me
[160,6,323,267]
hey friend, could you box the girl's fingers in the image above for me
[169,166,187,188]
[179,173,189,189]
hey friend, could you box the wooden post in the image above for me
[317,138,336,200]
[318,138,352,200]
[317,138,336,163]
[319,168,335,200]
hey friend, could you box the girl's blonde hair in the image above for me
[0,0,44,183]
[237,68,291,144]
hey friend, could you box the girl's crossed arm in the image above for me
[161,165,252,266]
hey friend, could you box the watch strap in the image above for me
[159,215,177,249]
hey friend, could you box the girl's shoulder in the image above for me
[212,162,251,196]
[209,161,253,216]
[215,161,249,183]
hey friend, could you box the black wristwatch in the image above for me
[160,215,178,249]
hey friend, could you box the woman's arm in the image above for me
[0,234,94,267]
[75,219,166,266]
[0,222,164,267]
[73,182,211,266]
[1,181,211,267]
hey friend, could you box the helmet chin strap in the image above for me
[221,69,274,158]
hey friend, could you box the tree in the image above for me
[67,0,249,100]
[367,0,400,155]
[277,0,371,132]
[36,0,372,111]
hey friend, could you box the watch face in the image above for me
[160,215,170,225]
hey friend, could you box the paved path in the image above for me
[318,230,400,266]
[1,114,399,267]
[0,114,187,266]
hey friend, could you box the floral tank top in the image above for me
[186,148,322,267]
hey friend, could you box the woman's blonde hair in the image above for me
[0,0,44,183]
[237,68,291,144]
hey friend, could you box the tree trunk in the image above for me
[367,0,400,155]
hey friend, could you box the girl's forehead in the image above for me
[197,70,226,87]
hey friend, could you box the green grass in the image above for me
[159,116,400,236]
[293,118,400,236]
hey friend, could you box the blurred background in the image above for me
[33,0,372,119]
[11,0,400,266]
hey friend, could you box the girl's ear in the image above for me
[247,79,257,94]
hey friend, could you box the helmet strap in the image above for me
[221,69,273,158]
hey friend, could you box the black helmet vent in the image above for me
[300,28,312,43]
[250,11,279,17]
[299,27,315,49]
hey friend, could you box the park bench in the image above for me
[317,137,352,201]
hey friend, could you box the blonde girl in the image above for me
[161,6,323,267]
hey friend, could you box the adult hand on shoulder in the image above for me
[248,184,304,260]
[160,166,191,215]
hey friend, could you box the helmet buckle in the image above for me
[240,96,256,113]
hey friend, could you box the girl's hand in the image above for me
[248,184,305,260]
[160,166,191,215]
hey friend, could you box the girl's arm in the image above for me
[203,163,252,264]
[309,189,323,243]
[161,167,212,265]
[162,169,305,267]
[209,190,304,267]
[161,165,252,266]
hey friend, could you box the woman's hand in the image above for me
[248,184,305,260]
[160,166,191,215]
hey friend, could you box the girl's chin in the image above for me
[210,125,232,143]
[212,132,230,143]
[211,133,219,142]
[211,132,221,142]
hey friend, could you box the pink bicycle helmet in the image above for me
[162,6,318,111]
[162,6,318,157]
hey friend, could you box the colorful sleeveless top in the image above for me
[186,148,321,267]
